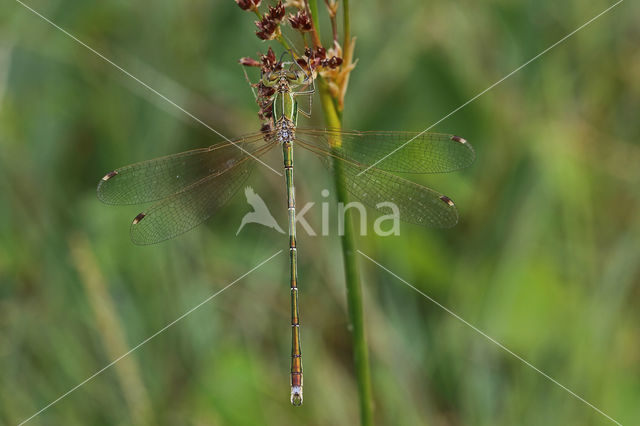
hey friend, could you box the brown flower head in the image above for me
[298,46,342,71]
[235,0,261,11]
[288,10,312,32]
[325,56,343,69]
[314,46,327,59]
[258,84,276,98]
[295,57,309,71]
[238,57,261,67]
[260,47,281,72]
[258,100,273,120]
[255,1,286,40]
[260,122,272,134]
[255,17,278,40]
[267,1,286,23]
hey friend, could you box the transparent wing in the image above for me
[295,128,475,174]
[97,132,273,205]
[297,139,459,228]
[129,142,277,245]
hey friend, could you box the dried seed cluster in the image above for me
[255,2,286,40]
[235,0,355,123]
[288,10,312,32]
[238,48,282,131]
[234,0,261,12]
[297,46,343,71]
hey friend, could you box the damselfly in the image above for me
[97,59,475,406]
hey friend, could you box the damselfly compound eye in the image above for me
[262,71,280,87]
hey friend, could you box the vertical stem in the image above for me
[318,77,374,426]
[305,1,372,423]
[338,0,353,112]
[343,0,351,48]
[306,0,323,47]
[69,233,153,425]
[324,0,339,45]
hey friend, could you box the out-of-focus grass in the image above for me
[1,0,639,425]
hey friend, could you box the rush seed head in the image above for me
[234,0,261,12]
[238,57,261,67]
[288,10,312,32]
[255,1,285,40]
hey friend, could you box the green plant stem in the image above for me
[307,0,321,35]
[308,2,373,423]
[318,77,374,426]
[343,0,351,48]
[306,0,323,47]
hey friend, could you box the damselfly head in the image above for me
[262,69,307,87]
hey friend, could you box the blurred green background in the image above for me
[1,0,639,425]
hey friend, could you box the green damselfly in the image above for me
[97,58,475,406]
